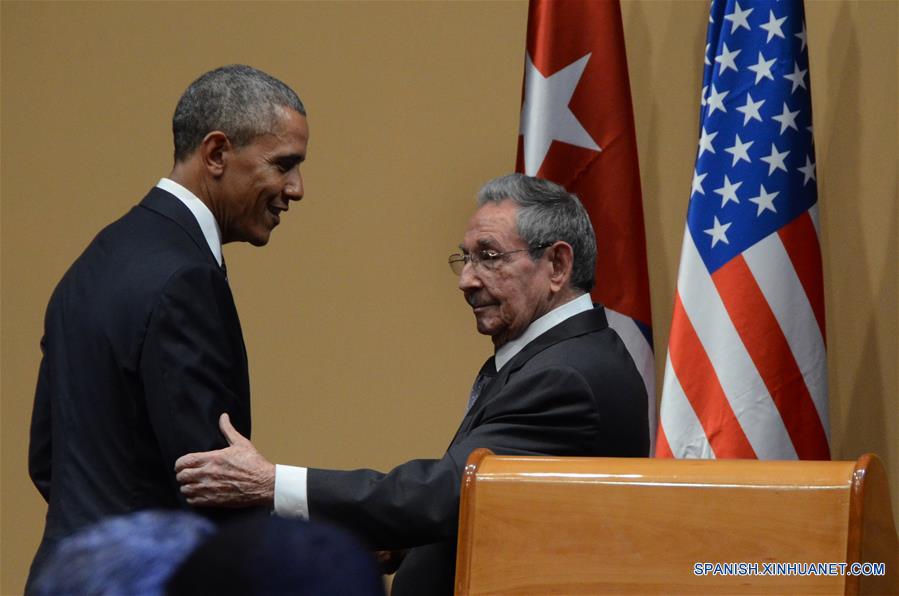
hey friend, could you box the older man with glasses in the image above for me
[175,173,649,595]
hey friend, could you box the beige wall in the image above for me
[1,1,896,592]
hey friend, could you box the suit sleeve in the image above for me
[307,364,601,549]
[140,264,251,506]
[28,336,52,502]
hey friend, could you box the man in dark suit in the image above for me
[26,64,309,590]
[175,173,648,595]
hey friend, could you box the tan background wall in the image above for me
[1,1,896,592]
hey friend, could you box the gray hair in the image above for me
[172,65,305,162]
[477,173,597,293]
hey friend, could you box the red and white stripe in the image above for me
[657,205,829,460]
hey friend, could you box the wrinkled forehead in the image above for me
[460,200,523,251]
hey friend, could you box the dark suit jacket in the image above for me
[307,306,649,595]
[27,188,254,587]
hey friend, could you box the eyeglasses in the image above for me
[448,242,553,276]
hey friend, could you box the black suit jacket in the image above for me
[27,188,254,586]
[307,306,649,595]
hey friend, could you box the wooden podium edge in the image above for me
[452,452,898,595]
[847,453,899,595]
[454,448,494,596]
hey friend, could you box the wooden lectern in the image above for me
[455,450,898,594]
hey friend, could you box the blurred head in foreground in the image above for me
[166,513,385,596]
[31,509,215,596]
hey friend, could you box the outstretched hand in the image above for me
[175,413,276,508]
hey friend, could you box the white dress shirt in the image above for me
[156,178,223,266]
[494,293,593,371]
[273,293,595,520]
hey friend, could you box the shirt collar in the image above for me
[156,178,223,266]
[494,293,594,371]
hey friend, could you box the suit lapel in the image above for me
[501,306,608,377]
[449,306,610,444]
[140,187,249,369]
[139,187,220,269]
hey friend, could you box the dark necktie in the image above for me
[466,356,497,413]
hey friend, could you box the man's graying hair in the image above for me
[172,65,305,162]
[477,173,597,293]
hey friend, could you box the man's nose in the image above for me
[284,168,304,201]
[458,261,482,292]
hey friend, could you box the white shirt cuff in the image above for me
[274,464,309,520]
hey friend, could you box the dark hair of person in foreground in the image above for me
[30,510,215,596]
[166,513,386,596]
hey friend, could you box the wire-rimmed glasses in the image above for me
[448,242,553,275]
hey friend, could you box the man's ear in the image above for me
[546,241,574,292]
[199,131,230,178]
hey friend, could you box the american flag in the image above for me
[516,0,656,446]
[656,0,829,460]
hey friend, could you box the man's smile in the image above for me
[267,204,284,225]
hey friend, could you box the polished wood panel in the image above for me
[847,454,899,595]
[455,450,898,595]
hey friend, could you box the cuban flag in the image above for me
[516,0,657,448]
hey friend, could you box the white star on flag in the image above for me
[724,1,753,34]
[772,102,800,134]
[796,21,808,51]
[760,10,787,43]
[748,184,779,215]
[692,170,708,196]
[725,134,754,166]
[748,51,776,84]
[715,43,741,74]
[706,84,729,115]
[519,52,600,175]
[784,62,808,93]
[760,143,790,175]
[714,175,742,207]
[736,93,765,125]
[704,216,732,247]
[698,126,718,156]
[798,155,817,185]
